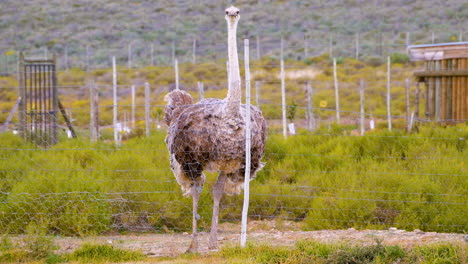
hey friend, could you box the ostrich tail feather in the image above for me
[163,90,193,125]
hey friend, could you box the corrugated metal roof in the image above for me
[408,41,468,49]
[407,42,468,61]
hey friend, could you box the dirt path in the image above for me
[48,221,466,257]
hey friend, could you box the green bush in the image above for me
[65,243,145,263]
[390,52,410,64]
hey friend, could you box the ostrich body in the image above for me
[164,6,266,252]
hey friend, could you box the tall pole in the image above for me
[89,80,99,142]
[145,82,151,137]
[112,56,118,145]
[131,85,136,128]
[306,81,315,130]
[360,79,365,136]
[281,59,287,138]
[174,59,179,90]
[333,58,340,123]
[192,38,197,64]
[415,82,420,120]
[240,39,251,248]
[198,81,204,100]
[386,56,392,131]
[405,78,411,132]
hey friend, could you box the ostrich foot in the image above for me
[186,236,199,253]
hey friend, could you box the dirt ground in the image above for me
[44,220,466,258]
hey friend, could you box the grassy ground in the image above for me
[0,123,466,236]
[1,238,466,263]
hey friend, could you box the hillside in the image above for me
[0,0,467,69]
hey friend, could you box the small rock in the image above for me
[107,240,113,244]
[388,227,398,231]
[348,228,356,231]
[413,229,425,234]
[464,235,468,242]
[183,232,189,235]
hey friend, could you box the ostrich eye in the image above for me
[225,11,229,14]
[236,11,239,14]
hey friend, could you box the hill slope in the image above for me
[0,0,467,68]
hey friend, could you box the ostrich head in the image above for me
[225,6,240,25]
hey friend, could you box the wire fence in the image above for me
[0,52,466,256]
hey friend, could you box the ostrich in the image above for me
[163,6,266,252]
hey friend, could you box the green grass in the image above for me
[217,240,467,264]
[0,243,146,264]
[0,237,465,263]
[64,244,146,263]
[0,124,466,236]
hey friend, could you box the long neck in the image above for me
[226,19,241,112]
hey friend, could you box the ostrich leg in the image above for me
[208,172,227,250]
[186,186,201,253]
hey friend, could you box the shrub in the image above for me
[390,52,410,64]
[66,243,146,263]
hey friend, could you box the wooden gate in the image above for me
[18,54,58,146]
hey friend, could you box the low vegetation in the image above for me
[216,240,467,264]
[0,237,465,263]
[0,124,465,237]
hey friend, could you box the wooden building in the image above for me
[408,42,467,122]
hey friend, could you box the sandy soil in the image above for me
[42,220,466,258]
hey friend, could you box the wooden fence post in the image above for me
[197,82,204,101]
[333,58,340,123]
[112,56,119,145]
[174,59,179,91]
[131,85,136,128]
[415,82,420,120]
[386,56,392,131]
[306,81,315,130]
[360,79,365,136]
[281,59,287,138]
[89,80,99,142]
[405,78,411,132]
[145,82,151,137]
